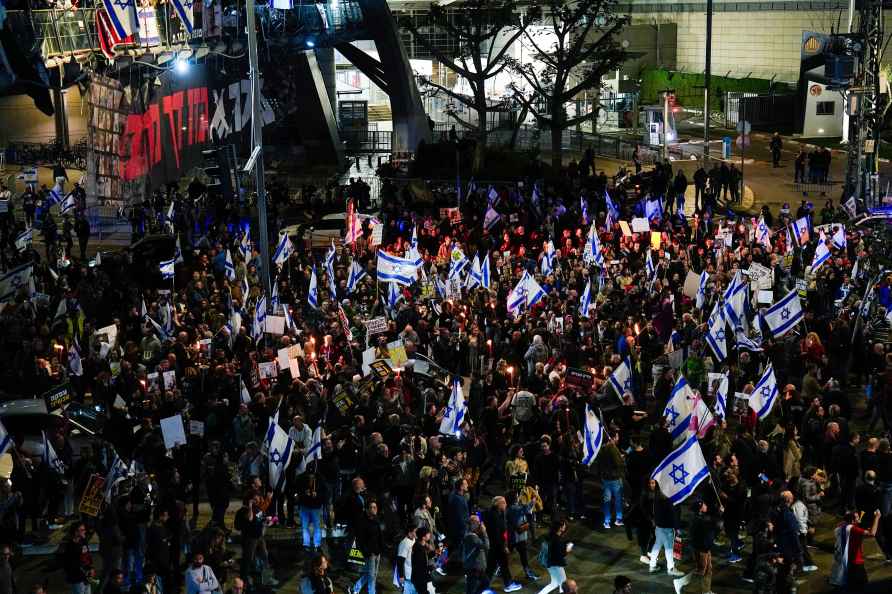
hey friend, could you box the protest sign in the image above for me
[78,474,106,517]
[160,414,187,449]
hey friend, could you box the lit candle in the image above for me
[487,339,492,355]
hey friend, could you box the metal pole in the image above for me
[662,91,669,161]
[247,0,272,303]
[704,0,713,160]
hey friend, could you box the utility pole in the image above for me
[247,0,272,303]
[703,0,713,160]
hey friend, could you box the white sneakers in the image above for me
[673,572,692,594]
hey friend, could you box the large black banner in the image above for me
[118,66,274,188]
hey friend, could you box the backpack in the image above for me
[537,540,549,567]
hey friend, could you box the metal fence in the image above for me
[724,91,798,132]
[340,130,393,153]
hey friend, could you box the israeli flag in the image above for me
[325,240,338,297]
[439,377,467,437]
[15,228,32,252]
[308,265,319,309]
[645,196,663,221]
[69,338,83,377]
[713,373,729,420]
[696,270,709,310]
[646,250,656,282]
[705,310,727,362]
[407,227,423,267]
[224,249,236,281]
[507,274,529,316]
[763,288,803,339]
[484,206,501,232]
[811,236,831,271]
[580,278,593,317]
[241,277,250,302]
[749,363,779,421]
[488,186,499,204]
[170,0,194,34]
[478,253,491,289]
[387,282,403,314]
[159,258,176,280]
[239,229,252,262]
[296,426,323,475]
[103,453,132,502]
[46,182,63,206]
[268,423,295,492]
[580,405,604,466]
[663,376,697,440]
[273,232,294,267]
[785,228,794,255]
[264,408,280,452]
[832,225,847,250]
[102,0,138,39]
[253,295,267,341]
[723,272,747,329]
[735,327,764,352]
[240,377,252,405]
[581,196,590,225]
[791,216,810,245]
[0,418,11,455]
[270,279,279,309]
[541,240,556,277]
[605,191,620,227]
[608,356,633,400]
[448,246,469,279]
[347,259,366,294]
[60,192,77,215]
[522,272,546,307]
[467,254,483,289]
[42,431,65,474]
[756,216,771,249]
[376,250,418,286]
[584,223,604,267]
[651,433,710,505]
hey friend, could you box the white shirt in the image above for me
[397,536,414,581]
[185,564,220,594]
[289,424,313,452]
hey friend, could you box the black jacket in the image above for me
[355,514,384,556]
[410,542,431,591]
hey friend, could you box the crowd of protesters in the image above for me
[0,148,891,594]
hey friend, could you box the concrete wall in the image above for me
[629,9,851,82]
[0,89,88,146]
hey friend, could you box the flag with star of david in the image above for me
[102,0,139,39]
[763,288,803,339]
[267,423,294,492]
[171,0,195,34]
[652,433,710,505]
[705,308,727,362]
[663,376,697,441]
[607,356,633,402]
[581,405,604,466]
[749,363,779,421]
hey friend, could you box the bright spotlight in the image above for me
[175,59,189,75]
[306,39,316,48]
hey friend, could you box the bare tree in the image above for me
[403,1,531,173]
[509,0,627,170]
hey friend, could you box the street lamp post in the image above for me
[246,0,272,303]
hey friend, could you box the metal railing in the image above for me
[5,140,88,170]
[4,7,197,58]
[340,129,393,153]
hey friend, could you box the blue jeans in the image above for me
[602,479,623,524]
[71,583,91,594]
[353,553,380,594]
[649,526,676,570]
[402,582,418,594]
[300,506,323,548]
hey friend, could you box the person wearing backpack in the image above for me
[462,514,489,594]
[535,518,572,594]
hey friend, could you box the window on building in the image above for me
[816,101,835,116]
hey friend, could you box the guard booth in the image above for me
[639,105,677,148]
